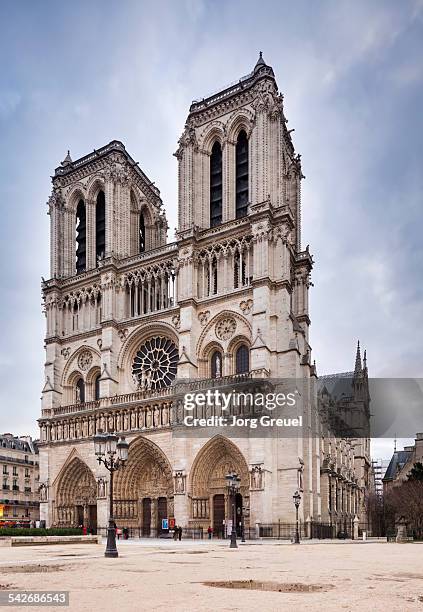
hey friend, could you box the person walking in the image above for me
[207,526,213,540]
[178,526,182,541]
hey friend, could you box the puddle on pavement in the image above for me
[0,564,66,574]
[202,580,334,593]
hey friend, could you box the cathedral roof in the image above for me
[383,449,412,481]
[189,53,276,115]
[53,140,161,199]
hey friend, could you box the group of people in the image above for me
[173,526,183,541]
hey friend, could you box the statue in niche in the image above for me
[123,412,129,430]
[162,405,168,426]
[130,410,137,429]
[139,368,146,390]
[215,353,221,378]
[175,472,185,493]
[132,372,140,389]
[39,483,48,502]
[251,466,263,489]
[153,405,159,427]
[97,478,106,499]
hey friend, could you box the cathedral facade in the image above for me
[38,55,370,536]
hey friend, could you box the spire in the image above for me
[363,349,367,370]
[254,51,267,72]
[61,150,72,166]
[354,340,362,375]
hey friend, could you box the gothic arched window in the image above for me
[76,199,86,274]
[236,130,248,219]
[95,190,106,263]
[210,141,222,227]
[94,374,101,400]
[235,344,250,374]
[211,350,222,379]
[75,378,85,404]
[139,211,146,253]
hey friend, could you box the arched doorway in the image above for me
[113,436,173,537]
[190,436,249,537]
[55,457,97,532]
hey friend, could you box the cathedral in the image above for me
[38,54,371,536]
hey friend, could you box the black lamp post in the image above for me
[225,472,241,549]
[94,429,129,558]
[293,490,301,544]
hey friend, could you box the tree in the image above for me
[408,462,423,481]
[385,479,423,539]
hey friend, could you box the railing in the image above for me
[110,386,173,406]
[174,373,252,393]
[52,400,101,416]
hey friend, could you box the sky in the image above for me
[0,0,422,459]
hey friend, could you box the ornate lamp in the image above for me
[93,429,129,558]
[226,472,241,549]
[293,490,301,544]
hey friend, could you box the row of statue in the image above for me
[41,404,171,442]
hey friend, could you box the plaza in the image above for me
[0,540,422,611]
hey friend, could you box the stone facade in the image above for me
[0,434,39,525]
[38,55,370,535]
[383,433,423,494]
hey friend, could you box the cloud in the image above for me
[0,90,21,119]
[0,0,422,457]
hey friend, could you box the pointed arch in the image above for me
[95,190,106,262]
[113,436,173,501]
[236,130,249,218]
[55,456,96,507]
[189,435,249,498]
[75,199,86,273]
[210,141,223,227]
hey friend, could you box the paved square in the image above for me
[0,540,422,611]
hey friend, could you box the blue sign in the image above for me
[162,518,169,530]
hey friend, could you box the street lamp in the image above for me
[94,429,129,558]
[293,490,301,544]
[225,472,241,549]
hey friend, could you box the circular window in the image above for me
[132,336,178,390]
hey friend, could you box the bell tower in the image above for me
[174,53,313,379]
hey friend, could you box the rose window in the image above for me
[215,317,236,340]
[132,336,178,390]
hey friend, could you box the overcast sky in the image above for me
[0,1,422,458]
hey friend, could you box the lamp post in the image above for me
[94,429,129,558]
[225,472,241,549]
[293,490,301,544]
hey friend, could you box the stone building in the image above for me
[0,434,39,525]
[38,54,370,535]
[383,434,423,494]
